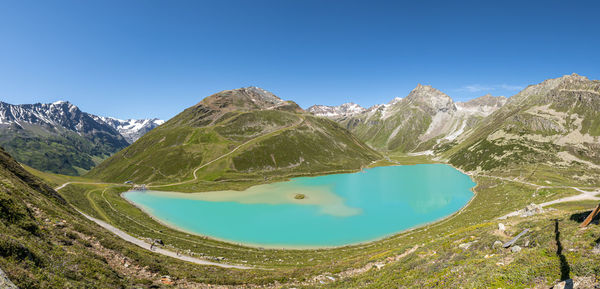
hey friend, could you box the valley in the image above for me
[3,74,600,288]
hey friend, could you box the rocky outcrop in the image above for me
[0,267,18,289]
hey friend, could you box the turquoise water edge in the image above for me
[123,164,476,248]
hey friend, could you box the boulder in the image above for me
[492,240,503,249]
[498,223,506,232]
[552,279,573,289]
[511,245,522,253]
[458,241,476,250]
[520,203,544,217]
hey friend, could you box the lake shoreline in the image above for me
[122,163,477,250]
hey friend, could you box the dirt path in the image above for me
[149,116,305,188]
[54,185,254,269]
[498,187,600,219]
[54,181,123,190]
[76,208,253,269]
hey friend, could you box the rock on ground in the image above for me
[520,203,544,217]
[0,267,18,289]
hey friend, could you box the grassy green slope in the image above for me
[442,74,600,180]
[87,88,381,185]
[0,127,121,176]
[0,147,165,287]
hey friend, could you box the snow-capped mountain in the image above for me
[307,102,366,118]
[96,117,164,143]
[0,100,161,175]
[0,101,123,136]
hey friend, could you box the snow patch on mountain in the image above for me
[307,102,366,118]
[96,117,164,143]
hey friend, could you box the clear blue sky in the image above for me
[1,0,599,120]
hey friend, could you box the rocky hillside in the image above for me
[310,85,506,153]
[0,147,139,287]
[87,87,381,185]
[444,73,600,180]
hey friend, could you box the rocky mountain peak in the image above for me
[200,86,286,112]
[512,73,593,103]
[241,86,284,105]
[405,84,455,114]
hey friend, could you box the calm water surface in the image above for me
[123,164,475,248]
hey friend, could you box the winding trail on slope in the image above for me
[54,184,253,269]
[148,116,306,188]
[50,117,310,269]
[498,187,600,220]
[472,175,600,219]
[75,208,253,269]
[54,181,117,191]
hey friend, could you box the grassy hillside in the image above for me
[0,126,122,176]
[87,88,381,186]
[0,147,169,287]
[442,74,600,182]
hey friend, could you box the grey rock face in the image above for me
[0,267,18,289]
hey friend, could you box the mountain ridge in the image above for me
[308,84,508,153]
[443,73,600,178]
[0,101,162,175]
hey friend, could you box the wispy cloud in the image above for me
[457,84,493,93]
[497,84,524,91]
[456,84,524,93]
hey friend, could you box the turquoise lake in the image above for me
[123,164,475,248]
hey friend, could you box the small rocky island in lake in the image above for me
[294,194,306,200]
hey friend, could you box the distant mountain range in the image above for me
[0,101,163,175]
[308,85,507,153]
[95,116,164,143]
[2,73,599,180]
[305,74,599,182]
